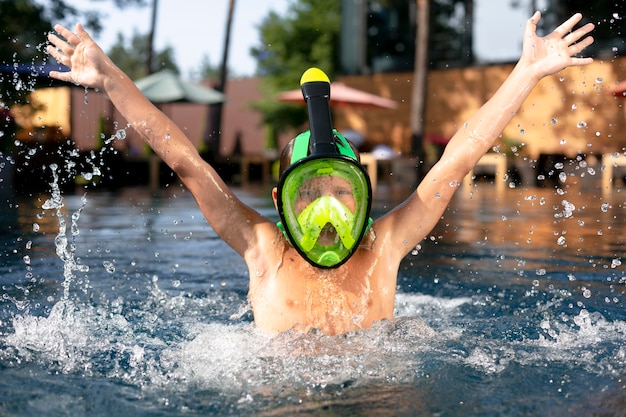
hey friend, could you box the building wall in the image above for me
[334,56,626,159]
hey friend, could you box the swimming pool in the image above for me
[1,172,625,416]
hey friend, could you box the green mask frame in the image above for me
[276,68,372,269]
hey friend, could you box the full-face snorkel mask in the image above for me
[277,68,372,269]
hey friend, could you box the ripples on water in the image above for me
[1,181,626,416]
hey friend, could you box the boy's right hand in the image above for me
[47,24,110,90]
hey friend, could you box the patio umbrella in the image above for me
[607,80,626,98]
[276,82,398,109]
[134,69,225,104]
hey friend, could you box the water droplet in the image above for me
[116,129,126,140]
[601,202,609,212]
[558,172,567,182]
[165,134,171,140]
[571,104,577,110]
[32,223,40,232]
[520,129,526,135]
[582,287,591,298]
[557,236,566,246]
[577,121,587,128]
[560,138,567,145]
[551,118,558,125]
[103,261,115,273]
[595,77,603,84]
[611,258,622,269]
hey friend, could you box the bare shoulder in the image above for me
[369,198,430,262]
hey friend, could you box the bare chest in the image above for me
[248,247,395,335]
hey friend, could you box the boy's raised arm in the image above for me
[379,12,594,259]
[47,24,184,165]
[46,24,271,257]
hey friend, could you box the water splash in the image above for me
[41,164,89,299]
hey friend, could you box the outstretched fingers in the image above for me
[46,25,79,82]
[552,13,584,38]
[568,39,595,66]
[47,35,70,61]
[563,22,595,46]
[553,13,595,51]
[46,24,89,61]
[53,24,82,47]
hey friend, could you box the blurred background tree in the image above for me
[250,0,475,143]
[0,0,149,105]
[251,0,341,137]
[108,31,179,79]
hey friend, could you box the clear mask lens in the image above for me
[278,157,371,268]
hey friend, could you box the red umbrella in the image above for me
[276,82,398,109]
[608,80,626,98]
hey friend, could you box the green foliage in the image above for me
[254,0,340,85]
[0,0,82,112]
[250,0,473,136]
[0,0,51,66]
[252,0,341,134]
[429,0,474,65]
[0,0,147,70]
[195,55,221,81]
[108,31,179,80]
[0,0,152,107]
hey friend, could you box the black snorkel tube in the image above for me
[300,71,336,156]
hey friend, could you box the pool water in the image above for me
[1,174,626,416]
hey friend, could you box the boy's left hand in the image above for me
[521,12,594,79]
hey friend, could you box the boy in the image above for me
[46,12,594,335]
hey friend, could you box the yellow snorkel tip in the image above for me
[300,67,330,86]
